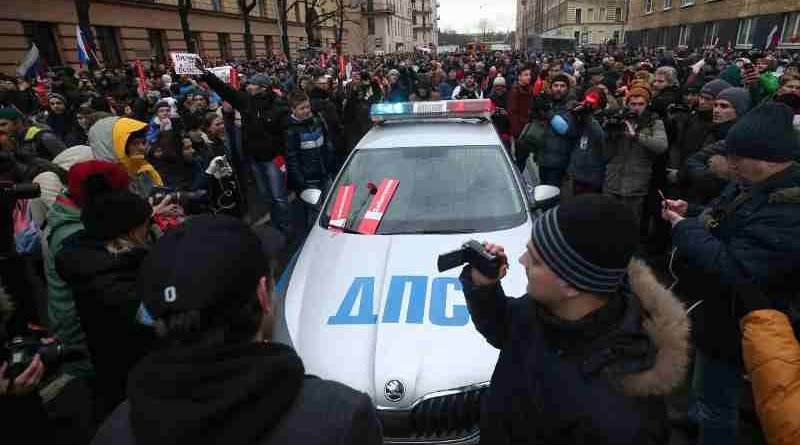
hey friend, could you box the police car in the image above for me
[274,99,557,444]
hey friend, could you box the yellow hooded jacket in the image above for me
[88,117,163,193]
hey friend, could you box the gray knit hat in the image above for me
[700,78,732,99]
[531,194,639,294]
[717,87,752,117]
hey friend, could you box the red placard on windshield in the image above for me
[357,178,399,235]
[328,183,356,233]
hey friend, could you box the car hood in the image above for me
[279,223,530,409]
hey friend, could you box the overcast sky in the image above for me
[438,0,515,33]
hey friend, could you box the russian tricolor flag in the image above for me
[16,43,41,77]
[76,25,96,65]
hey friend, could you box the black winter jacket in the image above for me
[201,72,288,162]
[91,341,382,445]
[460,261,689,445]
[285,114,336,191]
[56,234,155,415]
[672,163,800,363]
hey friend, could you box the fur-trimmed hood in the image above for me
[620,260,690,397]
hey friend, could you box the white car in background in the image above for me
[274,100,557,444]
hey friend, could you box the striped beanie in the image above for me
[531,194,639,294]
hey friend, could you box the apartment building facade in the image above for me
[517,0,625,49]
[625,0,800,51]
[412,0,439,49]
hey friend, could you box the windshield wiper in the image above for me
[389,229,476,235]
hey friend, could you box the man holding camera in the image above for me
[460,194,689,445]
[603,84,668,222]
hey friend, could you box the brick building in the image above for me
[0,0,346,75]
[624,0,800,51]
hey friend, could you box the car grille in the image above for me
[381,384,488,442]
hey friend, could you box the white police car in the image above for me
[274,99,556,444]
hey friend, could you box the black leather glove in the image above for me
[733,282,772,320]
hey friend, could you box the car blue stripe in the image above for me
[276,249,302,295]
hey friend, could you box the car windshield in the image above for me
[321,145,527,234]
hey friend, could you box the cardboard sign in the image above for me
[328,183,356,233]
[357,179,399,235]
[171,52,203,75]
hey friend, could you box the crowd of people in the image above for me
[0,44,799,445]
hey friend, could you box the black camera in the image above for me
[437,240,505,279]
[598,108,638,138]
[3,334,87,381]
[0,182,40,201]
[150,186,208,208]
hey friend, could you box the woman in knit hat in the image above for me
[55,172,156,419]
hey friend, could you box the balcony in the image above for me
[361,1,395,14]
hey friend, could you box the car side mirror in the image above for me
[530,185,560,211]
[300,188,322,206]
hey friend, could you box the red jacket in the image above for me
[507,83,533,138]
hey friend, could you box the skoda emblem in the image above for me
[384,379,405,402]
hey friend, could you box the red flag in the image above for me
[135,60,148,94]
[533,76,544,95]
[339,55,346,78]
[230,67,240,89]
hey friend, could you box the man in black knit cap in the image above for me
[460,194,689,445]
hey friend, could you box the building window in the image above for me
[21,21,61,67]
[588,8,594,21]
[663,0,672,9]
[644,0,653,14]
[737,17,757,46]
[642,29,649,46]
[678,24,690,46]
[368,17,375,34]
[211,0,222,12]
[616,7,622,21]
[218,33,231,60]
[191,31,203,54]
[703,22,719,46]
[781,12,800,44]
[575,8,582,24]
[680,0,694,6]
[613,30,620,43]
[148,29,167,62]
[257,0,270,17]
[264,35,273,51]
[95,26,122,66]
[294,3,301,21]
[600,8,606,20]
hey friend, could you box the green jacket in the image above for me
[44,197,93,377]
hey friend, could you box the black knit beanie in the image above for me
[531,194,639,294]
[725,102,798,162]
[80,173,152,242]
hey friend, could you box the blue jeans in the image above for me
[689,350,744,445]
[251,160,290,232]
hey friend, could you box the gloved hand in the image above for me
[733,282,772,320]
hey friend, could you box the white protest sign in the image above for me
[171,52,203,75]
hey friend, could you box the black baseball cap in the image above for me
[138,215,269,319]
